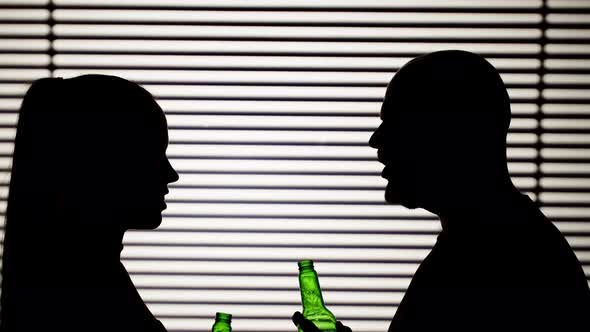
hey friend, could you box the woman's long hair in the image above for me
[0,75,166,331]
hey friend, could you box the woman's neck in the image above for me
[60,225,125,268]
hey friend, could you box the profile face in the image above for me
[369,51,511,212]
[369,99,418,208]
[109,107,179,230]
[369,86,446,210]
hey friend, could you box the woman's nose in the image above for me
[166,159,179,183]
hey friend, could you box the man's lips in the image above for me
[377,150,386,165]
[377,150,385,165]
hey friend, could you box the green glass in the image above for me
[212,312,232,332]
[298,260,337,332]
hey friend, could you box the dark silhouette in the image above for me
[0,75,178,332]
[294,50,590,331]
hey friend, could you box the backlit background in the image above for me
[0,0,589,331]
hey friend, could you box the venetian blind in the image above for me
[0,0,588,331]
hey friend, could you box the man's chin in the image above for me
[127,216,163,230]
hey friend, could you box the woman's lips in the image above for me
[381,165,390,179]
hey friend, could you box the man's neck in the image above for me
[438,185,525,235]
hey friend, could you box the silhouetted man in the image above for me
[368,50,590,331]
[293,50,590,332]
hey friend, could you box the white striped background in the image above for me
[0,0,589,331]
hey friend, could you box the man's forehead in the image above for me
[380,71,410,118]
[380,90,408,121]
[379,101,390,121]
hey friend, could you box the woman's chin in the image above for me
[385,185,420,209]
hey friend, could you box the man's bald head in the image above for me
[384,50,511,147]
[370,50,515,212]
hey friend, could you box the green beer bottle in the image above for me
[297,260,337,332]
[212,312,232,332]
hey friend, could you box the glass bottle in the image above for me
[212,312,232,332]
[298,260,337,332]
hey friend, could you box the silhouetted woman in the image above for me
[0,75,178,332]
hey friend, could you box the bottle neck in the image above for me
[299,268,327,309]
[212,312,232,332]
[212,321,231,332]
[215,312,231,321]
